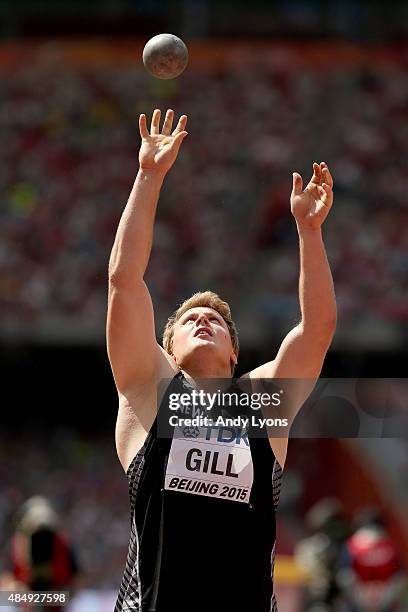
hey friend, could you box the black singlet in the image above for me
[115,372,282,612]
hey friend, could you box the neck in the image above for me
[178,355,232,380]
[181,368,233,394]
[181,363,232,379]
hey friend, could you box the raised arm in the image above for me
[247,163,336,401]
[107,109,188,393]
[273,162,336,377]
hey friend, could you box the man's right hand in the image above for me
[139,109,188,177]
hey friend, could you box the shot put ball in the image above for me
[142,33,189,80]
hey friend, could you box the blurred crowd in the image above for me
[0,43,407,346]
[0,429,128,589]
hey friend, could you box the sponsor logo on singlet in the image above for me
[164,424,254,504]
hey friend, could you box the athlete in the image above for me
[107,109,336,611]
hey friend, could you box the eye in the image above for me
[183,317,195,324]
[210,316,220,323]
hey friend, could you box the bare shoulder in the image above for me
[115,385,156,472]
[115,345,179,472]
[239,365,288,468]
[271,438,288,470]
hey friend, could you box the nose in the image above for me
[195,314,209,326]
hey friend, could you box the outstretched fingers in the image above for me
[292,172,303,196]
[172,114,188,135]
[311,162,321,185]
[139,114,149,139]
[320,162,334,189]
[141,109,187,138]
[151,109,161,135]
[162,109,174,135]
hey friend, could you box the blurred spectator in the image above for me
[2,495,78,591]
[294,497,349,610]
[0,496,80,610]
[337,508,407,611]
[10,496,78,591]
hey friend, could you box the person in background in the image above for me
[337,508,407,612]
[0,496,79,608]
[294,497,349,611]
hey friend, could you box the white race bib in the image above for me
[164,425,254,504]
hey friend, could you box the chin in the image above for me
[181,343,220,364]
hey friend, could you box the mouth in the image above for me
[194,327,212,338]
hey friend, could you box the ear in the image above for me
[168,338,177,363]
[230,351,238,366]
[170,350,178,365]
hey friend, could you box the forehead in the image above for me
[178,307,223,321]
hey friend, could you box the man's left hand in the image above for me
[291,162,334,231]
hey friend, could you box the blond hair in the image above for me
[162,291,239,373]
